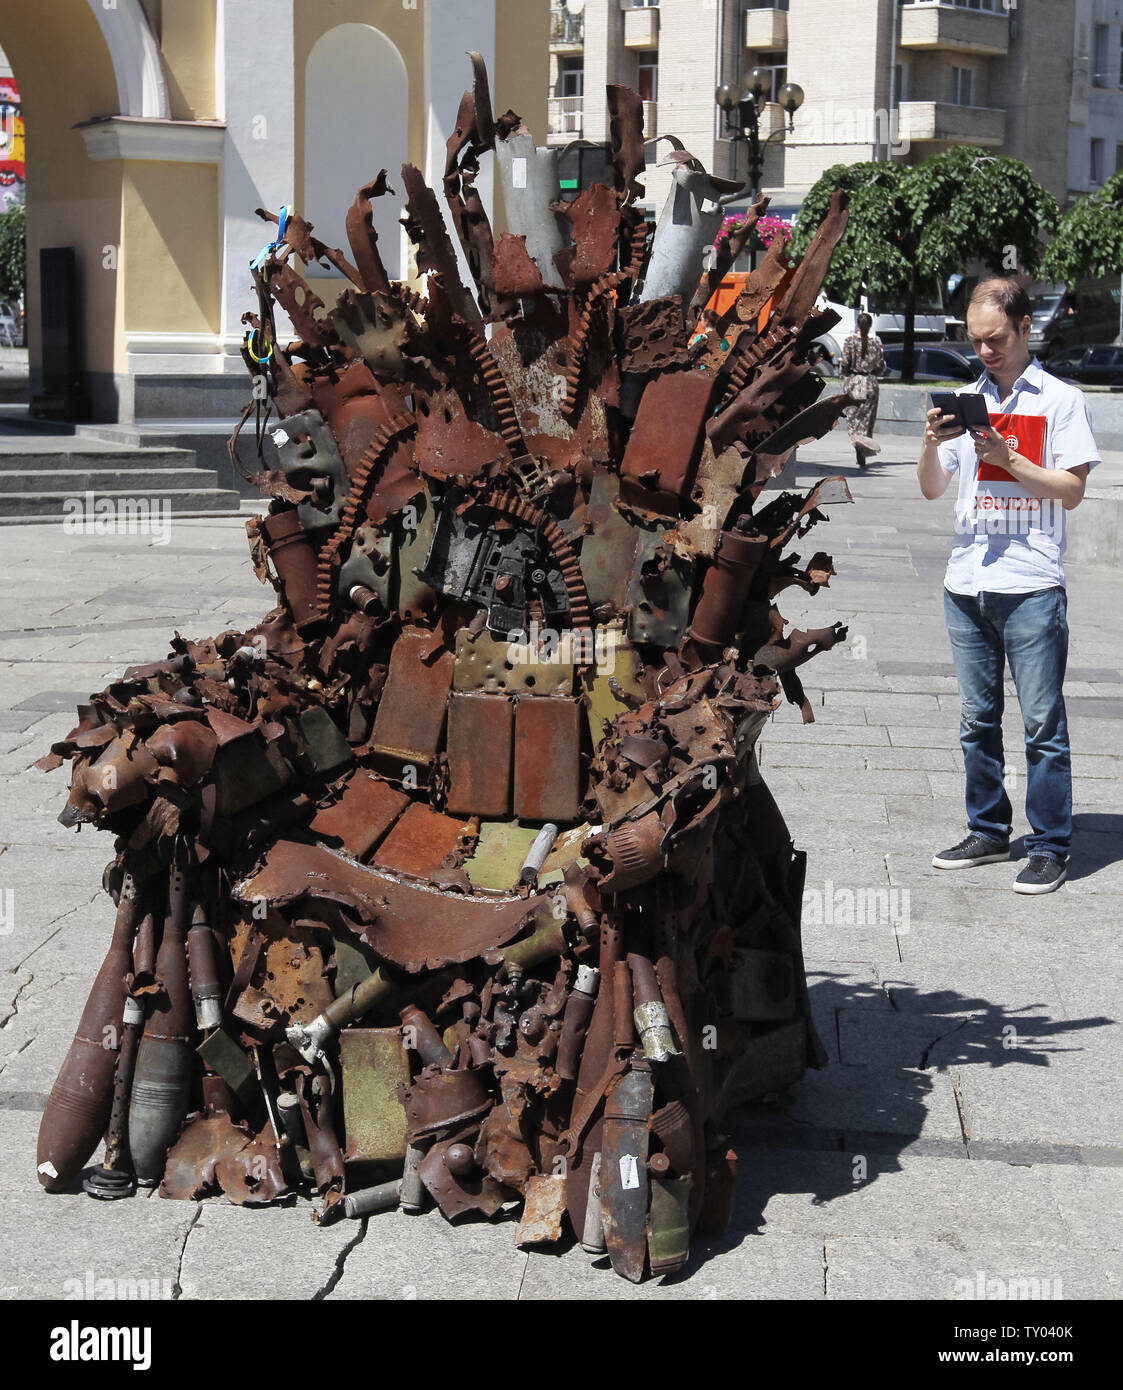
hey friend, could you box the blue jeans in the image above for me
[943,587,1071,862]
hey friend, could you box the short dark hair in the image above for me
[968,278,1032,326]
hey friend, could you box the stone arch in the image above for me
[304,23,408,280]
[84,0,168,118]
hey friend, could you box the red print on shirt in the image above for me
[977,411,1046,482]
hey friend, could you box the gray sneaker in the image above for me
[1013,856,1067,895]
[932,833,1011,870]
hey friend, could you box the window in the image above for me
[913,0,1001,10]
[951,67,976,107]
[747,1,789,9]
[893,62,910,104]
[1091,137,1105,185]
[637,51,658,103]
[559,56,583,98]
[751,64,787,104]
[1092,24,1110,87]
[1116,142,1123,175]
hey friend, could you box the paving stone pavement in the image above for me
[0,433,1119,1301]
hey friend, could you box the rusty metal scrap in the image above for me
[35,58,860,1284]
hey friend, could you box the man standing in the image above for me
[916,279,1099,894]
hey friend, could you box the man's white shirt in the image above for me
[937,357,1100,596]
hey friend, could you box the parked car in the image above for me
[1029,281,1120,359]
[880,342,982,382]
[808,331,841,375]
[1043,344,1123,388]
[0,303,19,348]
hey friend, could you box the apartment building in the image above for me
[548,1,1121,221]
[1069,0,1123,198]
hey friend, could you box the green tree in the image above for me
[0,204,25,302]
[1043,170,1123,339]
[789,147,1058,379]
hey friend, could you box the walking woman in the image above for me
[839,312,886,467]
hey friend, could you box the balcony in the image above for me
[900,3,1009,57]
[547,96,584,144]
[549,6,584,52]
[744,7,788,53]
[624,6,659,50]
[897,100,1004,145]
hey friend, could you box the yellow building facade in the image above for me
[0,0,547,422]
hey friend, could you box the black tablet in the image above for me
[931,391,991,431]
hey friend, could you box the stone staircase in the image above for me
[0,428,242,525]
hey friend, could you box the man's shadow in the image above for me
[658,968,1114,1281]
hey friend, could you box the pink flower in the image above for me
[712,213,792,251]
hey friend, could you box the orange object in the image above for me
[703,272,749,319]
[758,266,797,331]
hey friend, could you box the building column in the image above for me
[216,0,296,366]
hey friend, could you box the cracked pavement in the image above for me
[1,437,1120,1299]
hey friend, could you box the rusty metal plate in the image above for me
[453,628,573,697]
[620,370,715,516]
[582,620,643,747]
[233,840,549,973]
[161,1113,288,1205]
[516,1173,567,1246]
[446,691,513,816]
[491,232,545,298]
[309,772,409,860]
[559,183,621,287]
[624,528,693,648]
[340,1027,411,1163]
[618,297,689,375]
[394,489,438,621]
[513,697,582,824]
[369,626,455,776]
[579,470,638,613]
[418,1136,508,1220]
[371,803,471,879]
[414,388,509,483]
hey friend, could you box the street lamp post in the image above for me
[715,70,804,204]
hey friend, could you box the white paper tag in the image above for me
[271,428,289,448]
[619,1154,639,1190]
[512,157,527,189]
[37,1161,59,1180]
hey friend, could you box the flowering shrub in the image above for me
[756,215,793,247]
[713,212,792,251]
